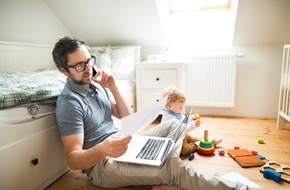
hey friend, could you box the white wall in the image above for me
[187,0,290,118]
[188,44,283,119]
[233,0,290,45]
[45,0,165,47]
[0,0,71,45]
[0,0,289,119]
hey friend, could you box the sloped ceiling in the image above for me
[45,0,164,47]
[233,0,290,45]
[45,0,290,47]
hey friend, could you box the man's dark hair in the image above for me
[52,36,87,70]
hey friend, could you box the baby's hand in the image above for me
[192,114,201,127]
[193,114,200,121]
[195,120,201,127]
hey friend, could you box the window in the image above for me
[168,0,232,12]
[156,0,238,58]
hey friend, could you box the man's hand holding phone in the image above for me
[92,67,116,89]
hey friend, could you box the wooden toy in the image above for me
[197,130,215,155]
[260,161,290,183]
[256,154,266,160]
[263,168,281,183]
[251,150,258,155]
[189,153,194,161]
[258,137,264,144]
[218,148,225,156]
[227,149,265,167]
[193,114,200,121]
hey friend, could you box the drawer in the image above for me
[0,127,68,190]
[124,93,136,113]
[140,69,177,89]
[0,114,57,149]
[140,90,164,110]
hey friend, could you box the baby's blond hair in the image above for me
[162,88,186,106]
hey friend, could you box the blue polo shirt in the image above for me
[55,79,119,175]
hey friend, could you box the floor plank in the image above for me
[45,117,290,190]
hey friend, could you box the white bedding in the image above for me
[0,69,66,109]
[0,79,136,125]
[91,45,141,113]
[0,43,141,126]
[91,45,141,82]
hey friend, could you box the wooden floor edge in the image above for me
[200,115,277,120]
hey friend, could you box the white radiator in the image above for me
[185,55,237,108]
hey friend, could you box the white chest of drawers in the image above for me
[0,114,68,190]
[136,62,184,111]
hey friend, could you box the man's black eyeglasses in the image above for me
[66,55,96,73]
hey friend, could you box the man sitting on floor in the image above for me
[52,36,248,190]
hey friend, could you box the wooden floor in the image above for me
[45,116,290,190]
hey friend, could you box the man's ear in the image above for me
[59,67,69,76]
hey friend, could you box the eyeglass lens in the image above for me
[75,57,95,72]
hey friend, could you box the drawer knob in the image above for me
[156,77,160,81]
[31,158,39,166]
[156,99,159,102]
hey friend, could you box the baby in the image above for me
[161,88,201,156]
[161,88,222,156]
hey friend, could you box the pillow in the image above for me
[90,46,112,71]
[111,47,136,81]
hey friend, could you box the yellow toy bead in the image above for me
[258,137,264,144]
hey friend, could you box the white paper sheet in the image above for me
[220,172,260,188]
[120,97,167,136]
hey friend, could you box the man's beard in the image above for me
[69,72,92,85]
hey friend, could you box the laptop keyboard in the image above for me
[136,138,165,160]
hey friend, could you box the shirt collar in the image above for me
[65,78,90,98]
[65,79,103,98]
[164,108,182,117]
[164,108,184,122]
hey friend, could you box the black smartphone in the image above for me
[92,66,97,77]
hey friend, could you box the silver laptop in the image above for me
[113,108,192,166]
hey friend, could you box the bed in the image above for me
[0,41,141,189]
[90,45,141,114]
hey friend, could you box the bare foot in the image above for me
[152,184,184,190]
